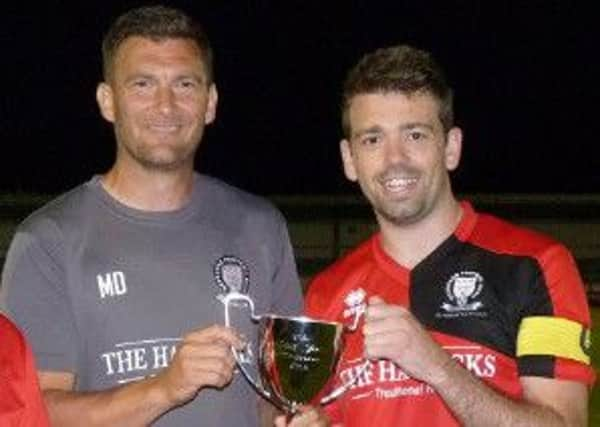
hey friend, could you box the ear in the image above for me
[444,127,463,171]
[340,139,358,182]
[204,84,218,124]
[96,82,116,123]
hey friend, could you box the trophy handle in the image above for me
[320,359,372,405]
[320,305,369,405]
[222,291,261,325]
[221,292,273,400]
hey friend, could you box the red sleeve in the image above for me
[538,245,596,385]
[539,244,591,325]
[0,315,50,427]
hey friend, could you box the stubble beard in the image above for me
[372,196,428,226]
[370,176,449,227]
[126,142,197,172]
[116,122,203,172]
[364,166,429,226]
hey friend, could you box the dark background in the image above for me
[1,1,598,196]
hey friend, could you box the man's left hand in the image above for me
[363,295,453,385]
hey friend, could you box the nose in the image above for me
[156,86,176,114]
[384,136,409,165]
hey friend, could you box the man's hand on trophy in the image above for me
[274,405,331,427]
[363,296,453,385]
[154,325,245,406]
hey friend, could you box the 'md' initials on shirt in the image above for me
[97,271,128,299]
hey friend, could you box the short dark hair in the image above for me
[341,45,453,137]
[102,5,213,83]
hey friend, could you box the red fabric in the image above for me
[0,315,50,427]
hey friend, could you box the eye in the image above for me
[360,134,381,146]
[407,130,427,142]
[176,79,198,90]
[128,78,155,93]
[132,79,150,88]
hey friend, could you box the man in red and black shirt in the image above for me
[297,45,593,427]
[0,314,50,426]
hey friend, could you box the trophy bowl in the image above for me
[222,292,366,413]
[258,315,343,412]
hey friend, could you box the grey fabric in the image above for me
[1,174,302,426]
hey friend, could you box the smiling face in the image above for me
[96,36,217,173]
[341,91,462,227]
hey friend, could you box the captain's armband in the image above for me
[517,316,592,365]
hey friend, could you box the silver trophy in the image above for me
[222,292,368,413]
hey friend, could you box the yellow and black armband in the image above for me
[516,316,592,365]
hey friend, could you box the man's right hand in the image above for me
[155,324,245,406]
[37,325,245,426]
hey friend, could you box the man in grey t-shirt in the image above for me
[1,5,304,427]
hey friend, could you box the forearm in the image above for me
[43,375,173,427]
[430,360,578,427]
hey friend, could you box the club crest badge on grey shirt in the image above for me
[214,255,251,301]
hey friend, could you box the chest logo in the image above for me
[441,271,484,313]
[214,256,250,302]
[343,288,367,325]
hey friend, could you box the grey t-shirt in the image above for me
[1,174,302,426]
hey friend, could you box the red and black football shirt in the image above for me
[305,201,594,426]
